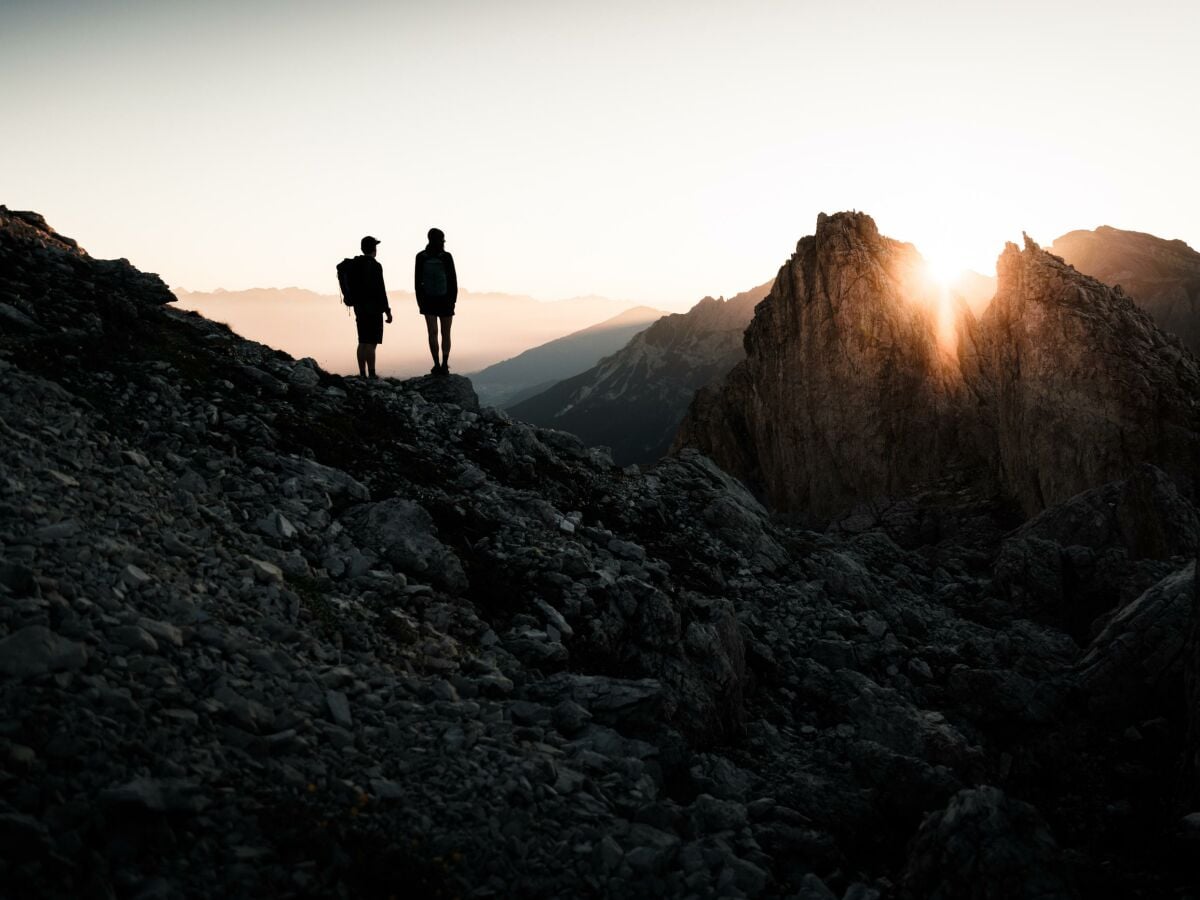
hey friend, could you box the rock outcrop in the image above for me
[676,212,963,521]
[902,786,1077,900]
[960,235,1200,515]
[1051,225,1200,355]
[677,215,1200,525]
[1187,542,1200,803]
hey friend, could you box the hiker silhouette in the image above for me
[414,227,458,377]
[347,236,392,378]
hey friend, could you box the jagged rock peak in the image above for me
[679,211,1200,522]
[676,211,961,521]
[960,227,1200,514]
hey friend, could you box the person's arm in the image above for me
[414,252,424,304]
[447,252,458,303]
[379,262,392,321]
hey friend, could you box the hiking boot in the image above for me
[430,364,441,376]
[439,363,450,377]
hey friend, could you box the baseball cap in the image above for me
[361,235,381,252]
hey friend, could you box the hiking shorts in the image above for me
[355,310,384,344]
[417,296,455,318]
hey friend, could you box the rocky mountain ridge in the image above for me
[960,234,1200,514]
[511,281,773,466]
[2,205,1200,899]
[1051,225,1200,355]
[467,305,667,409]
[678,212,1200,522]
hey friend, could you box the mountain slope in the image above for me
[4,206,1200,898]
[1050,225,1200,355]
[510,281,773,465]
[467,305,666,407]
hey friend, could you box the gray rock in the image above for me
[111,624,160,654]
[101,778,208,814]
[247,558,284,584]
[288,359,322,393]
[343,498,467,593]
[325,689,353,727]
[903,786,1077,899]
[1079,561,1195,710]
[0,625,88,677]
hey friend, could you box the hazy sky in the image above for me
[3,0,1197,310]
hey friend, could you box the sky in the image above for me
[2,0,1198,311]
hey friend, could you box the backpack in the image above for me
[421,256,448,297]
[336,258,359,307]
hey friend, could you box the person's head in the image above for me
[427,227,445,250]
[361,235,381,257]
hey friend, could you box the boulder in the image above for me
[0,625,88,678]
[1080,562,1196,714]
[903,786,1077,900]
[343,498,467,593]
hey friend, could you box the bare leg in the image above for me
[365,344,378,378]
[439,317,453,369]
[425,315,439,369]
[356,343,368,378]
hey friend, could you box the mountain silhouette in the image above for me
[467,305,666,407]
[1051,225,1200,355]
[510,281,773,465]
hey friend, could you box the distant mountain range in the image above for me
[467,305,666,408]
[509,281,773,465]
[1050,225,1200,355]
[171,287,645,377]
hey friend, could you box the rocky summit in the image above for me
[959,234,1200,515]
[676,213,965,521]
[2,205,1200,899]
[679,212,1200,523]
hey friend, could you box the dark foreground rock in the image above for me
[2,206,1199,898]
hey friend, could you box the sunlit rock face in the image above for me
[678,215,1200,523]
[1051,225,1200,356]
[959,236,1200,516]
[676,211,964,521]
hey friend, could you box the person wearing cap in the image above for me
[414,227,458,376]
[352,236,392,379]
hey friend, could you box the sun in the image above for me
[923,256,967,287]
